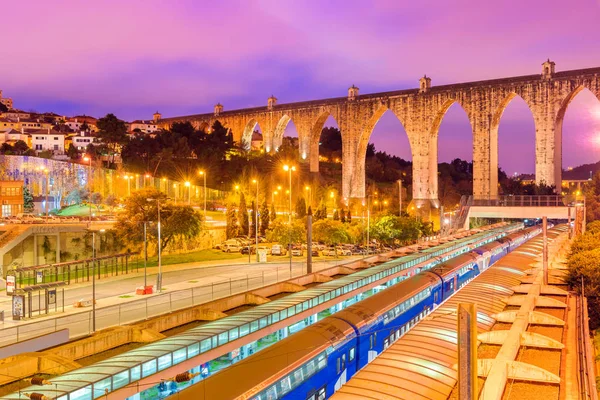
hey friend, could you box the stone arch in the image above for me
[353,105,409,199]
[491,92,536,182]
[272,114,292,151]
[555,85,600,184]
[241,118,259,151]
[427,99,472,201]
[198,121,210,133]
[309,111,338,172]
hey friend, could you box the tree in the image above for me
[96,113,128,165]
[266,219,306,246]
[333,209,339,221]
[0,102,8,112]
[340,209,346,223]
[105,194,118,212]
[90,192,103,210]
[0,143,13,154]
[67,143,79,160]
[66,188,89,204]
[23,187,34,213]
[346,209,352,223]
[312,219,351,255]
[295,197,307,219]
[80,121,90,132]
[42,235,54,262]
[115,187,203,252]
[260,201,270,236]
[238,192,249,236]
[271,203,277,221]
[226,203,239,239]
[13,140,29,155]
[314,202,327,220]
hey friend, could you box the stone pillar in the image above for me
[294,120,313,163]
[533,112,561,190]
[55,233,61,263]
[472,113,498,200]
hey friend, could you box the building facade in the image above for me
[30,130,66,154]
[0,181,24,217]
[0,90,13,110]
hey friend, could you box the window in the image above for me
[349,347,355,361]
[336,357,341,374]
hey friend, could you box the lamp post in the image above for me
[199,171,207,219]
[147,198,163,292]
[283,164,296,277]
[90,228,105,332]
[43,168,49,216]
[366,196,371,256]
[397,179,402,216]
[144,173,151,188]
[305,185,312,209]
[184,181,191,205]
[83,155,92,227]
[253,179,259,262]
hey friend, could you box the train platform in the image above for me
[330,225,591,400]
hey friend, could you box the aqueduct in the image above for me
[158,61,600,213]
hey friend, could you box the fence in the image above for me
[0,261,315,347]
[470,195,566,207]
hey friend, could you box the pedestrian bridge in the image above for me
[455,196,574,229]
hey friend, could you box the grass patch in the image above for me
[57,204,113,217]
[145,249,242,268]
[188,280,198,283]
[118,295,133,299]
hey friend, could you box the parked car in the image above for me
[311,249,320,257]
[291,246,303,256]
[240,246,256,255]
[336,247,352,256]
[271,244,287,256]
[223,243,241,253]
[322,247,337,257]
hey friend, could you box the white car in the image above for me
[271,244,287,256]
[323,248,337,256]
[222,243,241,253]
[336,247,352,256]
[291,248,303,256]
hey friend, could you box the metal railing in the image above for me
[0,262,312,347]
[470,195,566,207]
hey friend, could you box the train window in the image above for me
[341,354,346,370]
[349,347,355,361]
[306,360,316,376]
[280,376,292,394]
[218,331,228,345]
[384,338,389,349]
[188,342,200,358]
[336,357,341,374]
[317,387,326,400]
[317,354,327,369]
[369,335,374,349]
[259,317,267,328]
[229,328,239,340]
[272,312,279,323]
[287,307,295,317]
[434,291,439,302]
[250,320,259,332]
[240,324,250,337]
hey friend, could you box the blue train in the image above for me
[174,226,541,400]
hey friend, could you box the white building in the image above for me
[71,132,100,151]
[30,129,66,154]
[130,120,159,133]
[66,116,98,132]
[2,129,29,144]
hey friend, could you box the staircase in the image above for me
[453,195,473,231]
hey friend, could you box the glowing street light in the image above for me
[283,164,296,276]
[184,181,191,205]
[199,170,207,219]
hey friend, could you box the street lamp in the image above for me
[184,181,191,205]
[89,228,105,332]
[283,164,296,277]
[253,179,259,262]
[144,173,151,187]
[83,155,92,227]
[397,179,403,216]
[42,168,49,216]
[199,171,207,219]
[147,198,163,292]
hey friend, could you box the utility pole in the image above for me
[542,216,548,286]
[307,207,313,274]
[398,179,402,216]
[457,302,477,400]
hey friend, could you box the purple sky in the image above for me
[3,0,600,173]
